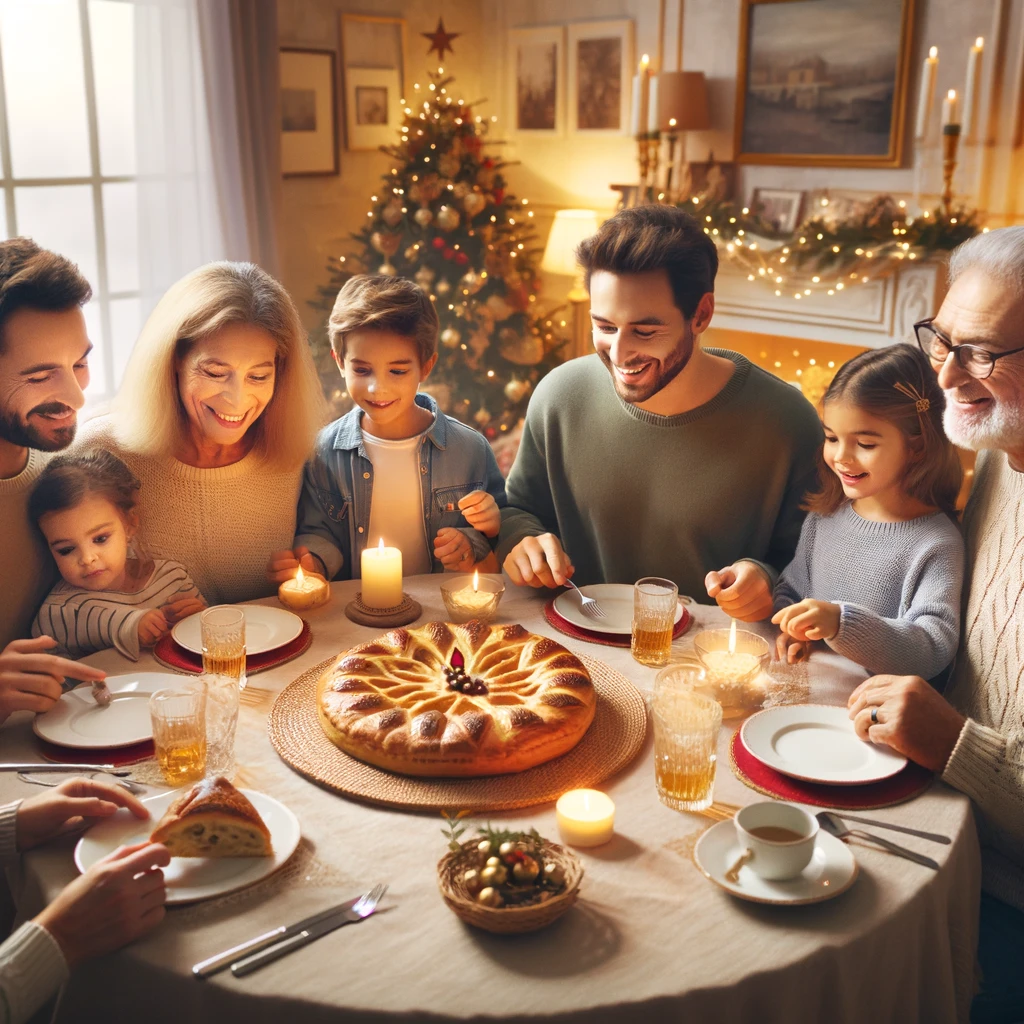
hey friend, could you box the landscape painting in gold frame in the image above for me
[734,0,914,168]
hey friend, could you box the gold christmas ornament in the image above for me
[404,245,420,262]
[474,407,492,427]
[462,869,482,893]
[480,863,508,886]
[436,204,461,232]
[440,326,462,348]
[498,841,516,859]
[500,329,544,366]
[453,181,472,200]
[476,886,503,908]
[504,377,532,404]
[543,862,566,886]
[485,856,501,867]
[512,856,540,883]
[436,277,452,296]
[370,231,401,257]
[413,207,434,228]
[378,261,397,276]
[463,191,487,219]
[485,294,512,321]
[382,199,404,227]
[459,269,484,295]
[414,266,436,289]
[477,839,493,857]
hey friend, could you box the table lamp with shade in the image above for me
[655,71,710,200]
[541,209,600,360]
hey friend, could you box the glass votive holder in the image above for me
[439,573,505,624]
[149,682,207,786]
[691,628,771,717]
[201,672,240,779]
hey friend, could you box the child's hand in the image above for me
[267,546,321,584]
[704,562,773,621]
[137,609,170,648]
[434,527,476,570]
[771,599,841,642]
[458,490,500,538]
[161,596,206,625]
[775,632,812,664]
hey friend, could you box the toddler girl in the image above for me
[772,344,964,680]
[30,450,205,660]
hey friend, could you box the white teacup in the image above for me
[733,802,818,881]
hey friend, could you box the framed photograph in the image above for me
[340,13,407,152]
[344,67,402,151]
[751,187,805,233]
[734,0,915,167]
[280,48,338,177]
[567,20,634,134]
[684,160,737,203]
[507,26,564,135]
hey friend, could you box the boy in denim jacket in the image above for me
[268,275,505,584]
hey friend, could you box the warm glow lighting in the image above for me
[556,789,615,847]
[472,570,480,593]
[929,45,938,59]
[728,619,737,655]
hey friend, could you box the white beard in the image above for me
[943,388,1024,452]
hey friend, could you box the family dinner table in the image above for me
[0,575,980,1024]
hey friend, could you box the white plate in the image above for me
[552,584,685,635]
[75,788,301,904]
[33,672,182,749]
[741,704,908,786]
[171,605,303,656]
[694,818,858,905]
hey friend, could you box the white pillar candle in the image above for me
[278,565,330,611]
[942,88,959,127]
[914,46,938,140]
[556,789,615,848]
[630,73,642,136]
[647,75,660,134]
[962,37,984,141]
[360,538,403,609]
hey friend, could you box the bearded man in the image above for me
[0,237,104,716]
[497,205,822,620]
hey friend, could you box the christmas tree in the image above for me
[310,68,569,440]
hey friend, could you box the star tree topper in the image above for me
[422,17,460,60]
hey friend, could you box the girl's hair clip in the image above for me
[893,381,930,414]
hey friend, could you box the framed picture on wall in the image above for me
[750,187,805,233]
[734,0,915,167]
[567,20,634,134]
[340,13,407,152]
[280,48,338,177]
[507,26,564,135]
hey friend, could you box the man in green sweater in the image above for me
[498,205,822,619]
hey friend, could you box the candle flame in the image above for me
[472,569,479,592]
[928,45,938,59]
[296,565,305,584]
[378,537,385,553]
[640,53,649,67]
[976,37,984,49]
[728,619,737,655]
[947,88,957,100]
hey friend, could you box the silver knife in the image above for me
[192,895,362,978]
[231,884,386,978]
[1,763,132,776]
[829,812,951,845]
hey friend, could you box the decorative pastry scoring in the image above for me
[316,621,596,776]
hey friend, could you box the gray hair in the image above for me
[948,226,1024,297]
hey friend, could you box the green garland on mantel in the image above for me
[677,191,982,300]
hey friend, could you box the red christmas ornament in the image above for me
[432,236,445,250]
[455,251,469,265]
[443,247,455,260]
[493,188,505,203]
[485,427,497,439]
[483,158,494,169]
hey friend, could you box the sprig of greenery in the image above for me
[440,809,471,852]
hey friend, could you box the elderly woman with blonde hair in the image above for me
[78,262,324,604]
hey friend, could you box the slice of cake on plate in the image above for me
[150,776,273,857]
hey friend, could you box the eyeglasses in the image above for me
[914,318,1024,380]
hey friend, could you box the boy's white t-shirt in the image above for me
[362,426,433,576]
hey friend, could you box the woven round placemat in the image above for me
[268,653,648,812]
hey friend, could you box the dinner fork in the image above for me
[563,579,605,620]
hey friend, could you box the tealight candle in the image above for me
[361,538,403,609]
[555,789,615,848]
[278,565,330,611]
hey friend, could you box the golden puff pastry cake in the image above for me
[150,776,273,857]
[317,621,596,777]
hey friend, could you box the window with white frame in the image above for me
[0,0,139,405]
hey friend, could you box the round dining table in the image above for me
[0,575,980,1024]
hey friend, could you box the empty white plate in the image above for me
[741,704,908,785]
[75,788,301,904]
[553,584,685,635]
[693,818,858,905]
[33,672,182,749]
[171,605,303,656]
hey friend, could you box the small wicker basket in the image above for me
[437,838,584,934]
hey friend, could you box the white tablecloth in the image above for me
[0,576,980,1023]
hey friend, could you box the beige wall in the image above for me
[279,0,1014,329]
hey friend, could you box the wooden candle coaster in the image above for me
[344,592,422,627]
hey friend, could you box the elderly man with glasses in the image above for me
[847,226,1024,1024]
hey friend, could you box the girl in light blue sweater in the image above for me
[772,344,964,679]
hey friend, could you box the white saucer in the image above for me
[693,818,858,905]
[553,583,686,635]
[171,605,303,656]
[75,788,301,904]
[741,704,908,786]
[33,672,182,749]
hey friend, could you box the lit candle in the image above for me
[631,54,650,137]
[556,789,615,848]
[278,565,330,611]
[700,619,760,681]
[647,74,660,134]
[360,537,403,609]
[962,37,984,141]
[914,46,938,140]
[457,571,495,613]
[942,88,959,127]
